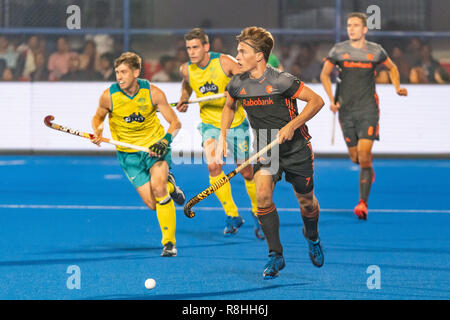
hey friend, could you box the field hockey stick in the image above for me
[331,81,341,146]
[169,93,225,107]
[184,138,279,218]
[44,115,149,153]
[331,112,336,145]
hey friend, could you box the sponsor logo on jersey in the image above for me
[199,81,219,94]
[242,97,274,107]
[343,61,373,69]
[123,112,145,123]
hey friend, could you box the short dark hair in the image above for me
[347,12,367,27]
[100,52,114,66]
[159,55,175,67]
[236,26,274,62]
[114,52,142,70]
[184,28,209,45]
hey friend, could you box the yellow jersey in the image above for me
[108,78,165,152]
[188,52,246,128]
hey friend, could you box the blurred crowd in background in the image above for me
[0,34,449,84]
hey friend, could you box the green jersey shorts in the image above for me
[117,150,172,188]
[197,119,251,161]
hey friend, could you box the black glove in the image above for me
[149,133,172,157]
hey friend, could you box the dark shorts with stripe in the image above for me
[339,107,379,148]
[253,137,314,195]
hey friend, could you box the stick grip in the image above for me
[183,139,279,218]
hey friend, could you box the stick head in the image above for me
[183,207,195,218]
[44,115,55,127]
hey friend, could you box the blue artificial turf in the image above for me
[0,156,448,300]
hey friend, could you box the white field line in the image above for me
[0,204,449,214]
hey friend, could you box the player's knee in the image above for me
[256,191,272,208]
[151,179,168,199]
[142,198,156,211]
[298,196,319,217]
[240,165,254,180]
[207,162,222,177]
[298,196,313,210]
[348,149,359,164]
[358,151,372,167]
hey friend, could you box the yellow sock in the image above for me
[210,171,239,217]
[244,178,258,216]
[167,181,174,194]
[155,193,176,246]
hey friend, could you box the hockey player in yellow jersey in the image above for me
[177,28,263,239]
[91,52,185,257]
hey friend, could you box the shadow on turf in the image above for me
[0,241,254,267]
[0,255,149,267]
[89,282,311,300]
[35,240,248,256]
[330,244,450,256]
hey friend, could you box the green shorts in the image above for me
[197,120,251,160]
[117,150,172,188]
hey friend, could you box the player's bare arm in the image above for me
[278,86,324,144]
[152,84,181,137]
[320,60,340,112]
[220,54,241,77]
[383,58,408,96]
[177,63,193,112]
[91,89,111,146]
[217,93,237,159]
[149,84,182,157]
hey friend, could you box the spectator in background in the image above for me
[390,45,411,83]
[279,43,298,73]
[175,38,186,51]
[404,37,422,67]
[1,67,14,81]
[290,62,302,79]
[435,65,450,83]
[48,37,78,81]
[16,35,42,80]
[85,34,114,56]
[37,37,47,56]
[30,52,49,81]
[0,35,19,71]
[174,47,189,70]
[60,55,90,81]
[410,43,447,84]
[375,64,390,84]
[0,58,6,77]
[152,55,180,82]
[268,53,284,71]
[295,43,321,83]
[98,52,115,81]
[79,40,101,77]
[211,36,230,55]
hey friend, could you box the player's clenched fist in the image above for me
[396,87,408,96]
[278,124,295,144]
[148,133,172,157]
[330,101,340,113]
[215,133,228,164]
[176,101,189,112]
